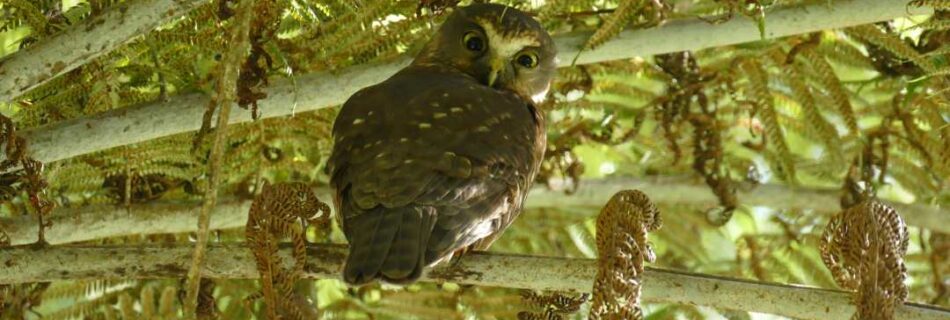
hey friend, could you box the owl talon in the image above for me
[449,247,472,268]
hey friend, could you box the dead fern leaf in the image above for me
[246,181,331,320]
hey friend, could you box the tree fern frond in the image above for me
[44,285,131,320]
[818,40,875,70]
[846,24,936,72]
[801,49,859,133]
[1,0,48,35]
[779,62,844,163]
[888,154,940,196]
[739,59,797,183]
[582,0,642,51]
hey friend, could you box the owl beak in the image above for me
[486,58,505,88]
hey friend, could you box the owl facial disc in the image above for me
[413,4,557,104]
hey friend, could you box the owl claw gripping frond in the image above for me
[328,3,555,286]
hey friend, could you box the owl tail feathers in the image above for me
[342,206,437,286]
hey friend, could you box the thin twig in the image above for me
[182,0,255,316]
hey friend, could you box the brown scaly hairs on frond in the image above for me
[0,115,53,245]
[820,200,909,320]
[245,181,331,320]
[517,290,590,320]
[590,190,661,320]
[235,0,283,119]
[194,0,264,149]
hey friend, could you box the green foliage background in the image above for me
[0,0,947,319]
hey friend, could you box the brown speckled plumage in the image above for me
[327,4,556,285]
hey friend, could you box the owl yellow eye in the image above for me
[516,52,539,68]
[463,32,485,52]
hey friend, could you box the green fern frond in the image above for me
[779,63,844,163]
[817,40,875,70]
[44,284,133,320]
[582,0,641,51]
[846,24,936,72]
[800,49,859,133]
[739,60,797,183]
[888,154,940,196]
[45,161,104,194]
[1,0,48,35]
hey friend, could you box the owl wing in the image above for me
[328,65,545,284]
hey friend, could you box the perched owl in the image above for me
[327,3,556,285]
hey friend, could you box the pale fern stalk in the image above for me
[0,244,946,320]
[182,0,255,316]
[3,0,927,169]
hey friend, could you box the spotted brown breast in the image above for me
[327,63,545,285]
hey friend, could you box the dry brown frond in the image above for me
[0,114,54,246]
[245,181,331,320]
[590,190,662,320]
[820,200,909,320]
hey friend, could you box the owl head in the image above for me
[414,4,557,104]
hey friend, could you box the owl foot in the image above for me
[449,247,474,268]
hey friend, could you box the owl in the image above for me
[327,3,556,285]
